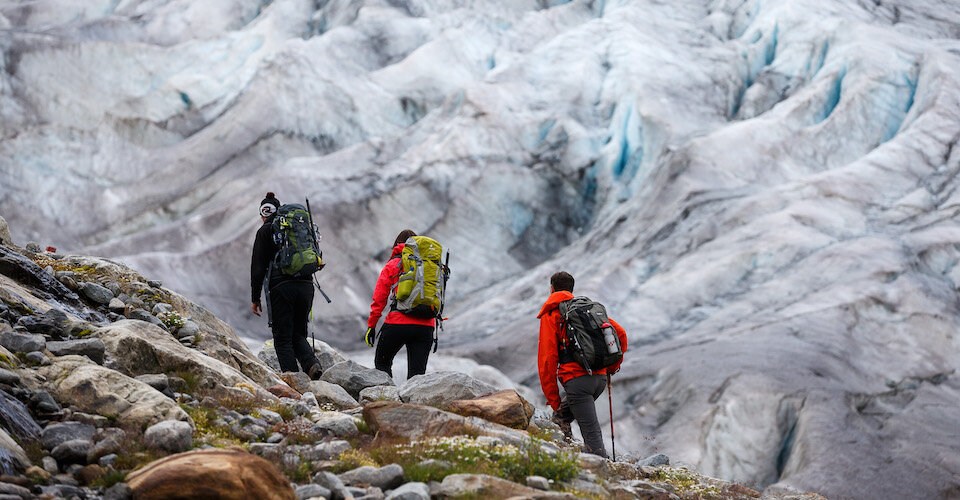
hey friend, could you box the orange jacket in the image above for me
[537,291,628,411]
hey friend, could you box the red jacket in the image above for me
[367,243,436,329]
[537,291,628,411]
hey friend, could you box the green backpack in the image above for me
[393,236,448,318]
[272,204,322,277]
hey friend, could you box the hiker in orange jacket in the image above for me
[538,271,627,458]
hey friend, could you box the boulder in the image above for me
[0,390,41,442]
[125,309,164,328]
[46,338,106,364]
[281,372,311,394]
[386,481,430,500]
[308,380,360,409]
[79,282,114,305]
[312,470,350,500]
[0,331,44,353]
[90,320,278,399]
[175,321,199,340]
[143,420,193,453]
[36,356,189,428]
[51,439,92,465]
[639,453,670,467]
[445,389,535,429]
[359,385,401,404]
[312,412,359,438]
[434,474,566,498]
[0,428,29,474]
[362,402,550,451]
[88,433,123,464]
[104,483,133,500]
[108,298,126,314]
[126,448,295,500]
[0,368,19,385]
[320,360,394,399]
[338,464,404,490]
[135,374,170,392]
[40,422,95,450]
[295,484,331,500]
[398,371,496,408]
[526,475,550,490]
[16,315,62,336]
[267,384,301,399]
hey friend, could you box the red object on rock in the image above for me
[46,246,57,253]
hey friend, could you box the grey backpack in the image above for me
[558,297,623,373]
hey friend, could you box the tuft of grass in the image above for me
[181,403,246,448]
[172,370,202,395]
[0,351,18,368]
[284,460,313,483]
[652,467,722,496]
[354,417,372,435]
[333,449,377,472]
[367,436,579,484]
[90,469,125,489]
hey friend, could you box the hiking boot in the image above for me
[308,363,323,381]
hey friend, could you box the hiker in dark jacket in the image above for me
[537,271,627,458]
[363,229,436,379]
[251,192,322,379]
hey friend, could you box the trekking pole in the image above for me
[305,198,333,304]
[608,374,616,461]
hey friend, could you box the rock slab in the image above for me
[398,371,496,408]
[445,389,535,429]
[126,448,295,500]
[320,360,394,399]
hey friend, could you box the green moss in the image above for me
[0,352,17,368]
[90,469,125,488]
[284,461,313,483]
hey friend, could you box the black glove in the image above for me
[364,327,376,347]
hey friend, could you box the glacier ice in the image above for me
[2,0,960,497]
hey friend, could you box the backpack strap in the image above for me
[556,304,576,365]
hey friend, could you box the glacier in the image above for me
[1,0,960,497]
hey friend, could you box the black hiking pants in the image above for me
[269,280,320,374]
[374,323,434,380]
[558,374,608,458]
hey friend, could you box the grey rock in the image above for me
[151,303,173,315]
[41,422,96,450]
[639,453,670,467]
[176,321,199,339]
[147,280,163,288]
[15,315,61,336]
[338,464,404,490]
[135,374,170,392]
[46,338,106,364]
[359,385,401,404]
[398,371,497,408]
[0,427,30,473]
[257,408,283,425]
[104,281,121,295]
[42,456,58,474]
[525,475,550,490]
[143,420,193,452]
[51,473,80,485]
[312,440,351,460]
[0,331,45,353]
[0,482,31,499]
[296,484,332,500]
[312,413,359,438]
[59,275,79,291]
[42,307,68,325]
[0,368,20,385]
[32,390,60,413]
[79,282,114,305]
[125,308,163,327]
[65,463,85,475]
[50,438,92,465]
[108,298,126,314]
[320,360,394,399]
[40,484,83,498]
[99,453,119,467]
[308,380,360,409]
[88,435,123,463]
[104,482,133,500]
[55,270,75,279]
[267,433,283,444]
[24,351,50,365]
[313,470,350,500]
[24,242,40,253]
[386,482,430,500]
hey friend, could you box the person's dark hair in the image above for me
[550,271,575,292]
[394,229,417,247]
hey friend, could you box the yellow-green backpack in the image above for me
[393,236,448,318]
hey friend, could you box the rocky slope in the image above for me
[2,1,960,498]
[0,219,827,499]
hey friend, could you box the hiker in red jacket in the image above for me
[364,229,436,379]
[538,271,627,458]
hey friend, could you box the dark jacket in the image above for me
[250,215,298,303]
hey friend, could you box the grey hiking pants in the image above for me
[559,374,608,458]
